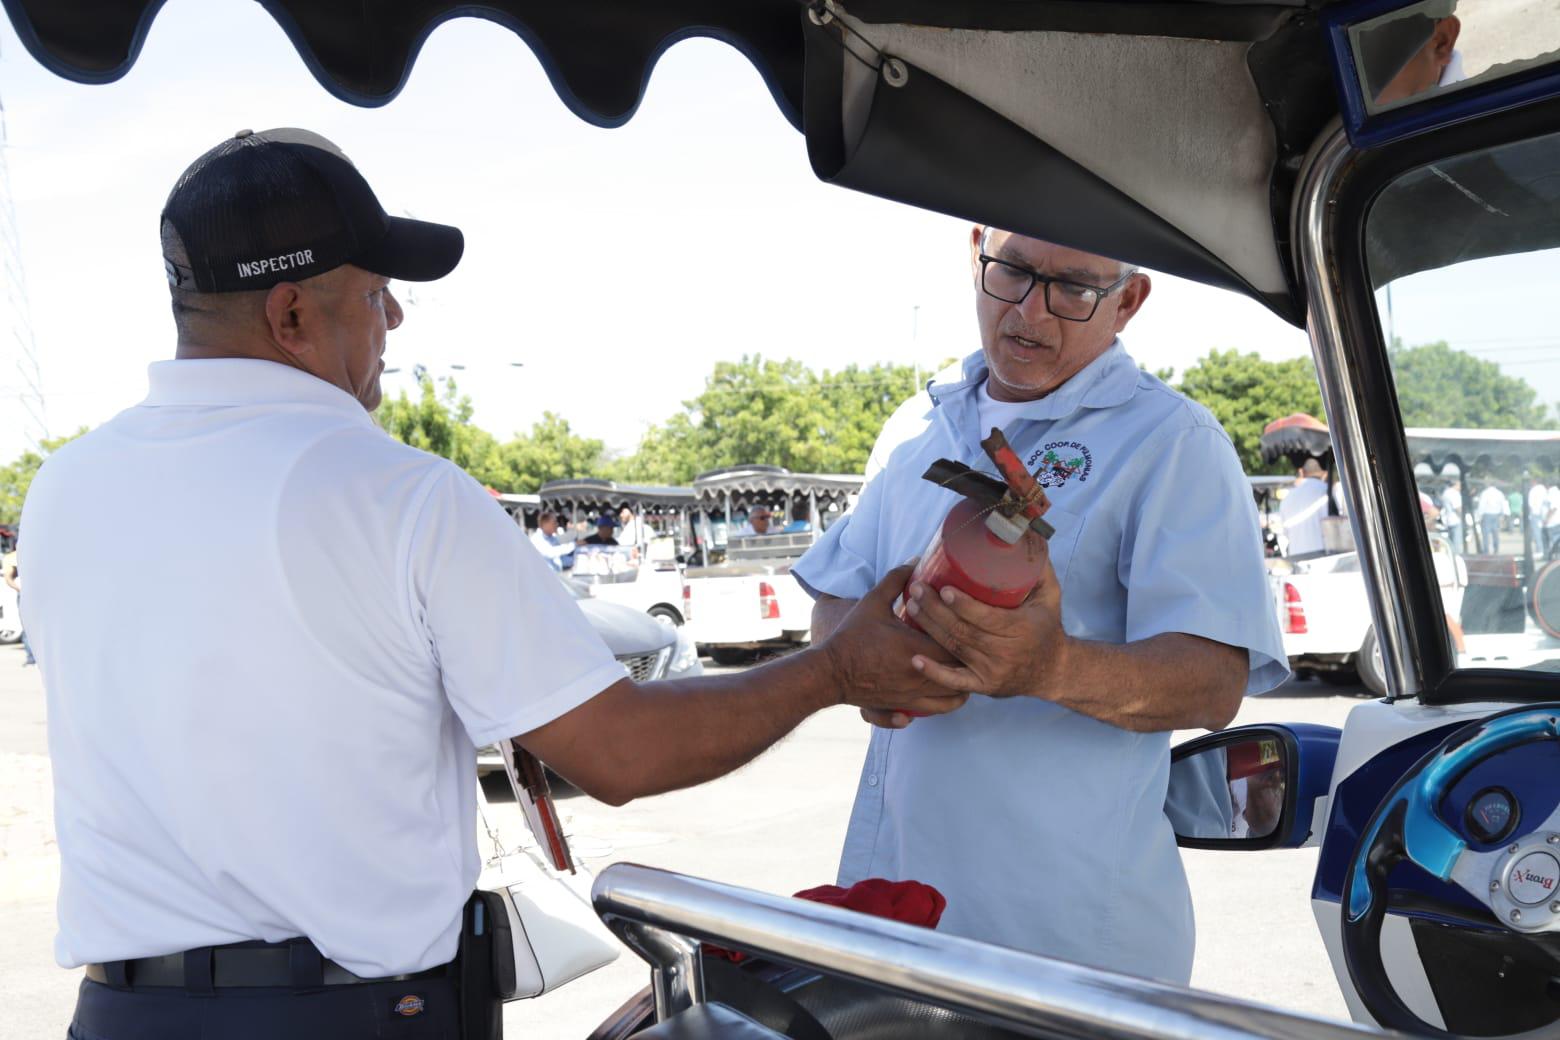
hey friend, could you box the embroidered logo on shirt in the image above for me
[394,995,426,1017]
[1027,441,1093,488]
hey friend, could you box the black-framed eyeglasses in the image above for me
[977,254,1134,323]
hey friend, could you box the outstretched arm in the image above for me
[522,565,967,805]
[529,535,576,562]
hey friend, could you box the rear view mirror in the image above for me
[1168,724,1341,850]
[1326,0,1560,148]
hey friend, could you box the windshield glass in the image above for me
[570,545,640,583]
[1367,127,1560,675]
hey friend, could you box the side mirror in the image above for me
[1167,724,1340,850]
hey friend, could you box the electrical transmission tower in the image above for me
[0,40,49,451]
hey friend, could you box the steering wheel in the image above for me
[1342,704,1560,1037]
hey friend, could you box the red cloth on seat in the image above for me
[791,879,946,927]
[704,879,946,963]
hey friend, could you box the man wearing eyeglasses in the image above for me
[794,226,1287,984]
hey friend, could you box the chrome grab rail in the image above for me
[593,863,1394,1039]
[1295,123,1420,700]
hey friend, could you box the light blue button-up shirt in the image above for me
[793,340,1287,984]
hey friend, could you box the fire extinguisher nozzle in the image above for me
[981,428,1051,525]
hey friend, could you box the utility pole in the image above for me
[1384,283,1395,351]
[0,41,48,451]
[911,304,921,389]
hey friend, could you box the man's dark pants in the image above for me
[68,975,461,1039]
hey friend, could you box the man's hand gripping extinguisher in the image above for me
[893,428,1056,714]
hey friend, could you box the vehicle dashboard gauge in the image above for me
[1464,786,1519,844]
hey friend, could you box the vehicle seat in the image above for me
[635,1002,792,1039]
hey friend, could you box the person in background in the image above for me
[528,510,575,573]
[3,543,33,666]
[618,506,645,548]
[735,505,774,537]
[1546,484,1560,562]
[583,513,620,546]
[1478,483,1509,553]
[1417,489,1440,534]
[1531,480,1550,558]
[1440,482,1463,555]
[1278,458,1330,557]
[782,501,812,534]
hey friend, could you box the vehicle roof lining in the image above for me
[830,11,1290,298]
[846,0,1302,40]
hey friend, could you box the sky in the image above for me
[0,1,1550,469]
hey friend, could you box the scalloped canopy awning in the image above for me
[5,0,1360,325]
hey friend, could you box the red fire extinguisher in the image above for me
[895,429,1055,713]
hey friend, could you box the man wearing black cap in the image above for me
[22,129,965,1038]
[582,513,621,546]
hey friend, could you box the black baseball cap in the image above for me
[161,128,463,293]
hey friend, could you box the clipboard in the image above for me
[497,739,575,874]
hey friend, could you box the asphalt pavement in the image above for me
[1,645,1367,1038]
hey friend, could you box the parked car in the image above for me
[569,544,690,628]
[1268,532,1466,696]
[682,546,811,665]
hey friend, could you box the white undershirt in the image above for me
[976,379,1037,440]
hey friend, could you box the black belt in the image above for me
[85,939,448,990]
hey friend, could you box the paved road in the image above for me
[1,645,1369,1037]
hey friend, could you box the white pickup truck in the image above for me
[569,542,691,628]
[1269,532,1466,694]
[680,467,863,664]
[682,532,816,664]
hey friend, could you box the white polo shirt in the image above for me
[793,341,1286,983]
[23,359,625,977]
[1278,477,1329,556]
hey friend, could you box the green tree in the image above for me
[611,355,929,483]
[494,413,607,493]
[1167,350,1325,473]
[375,374,500,478]
[375,374,606,492]
[607,413,706,486]
[1390,339,1554,429]
[0,428,90,527]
